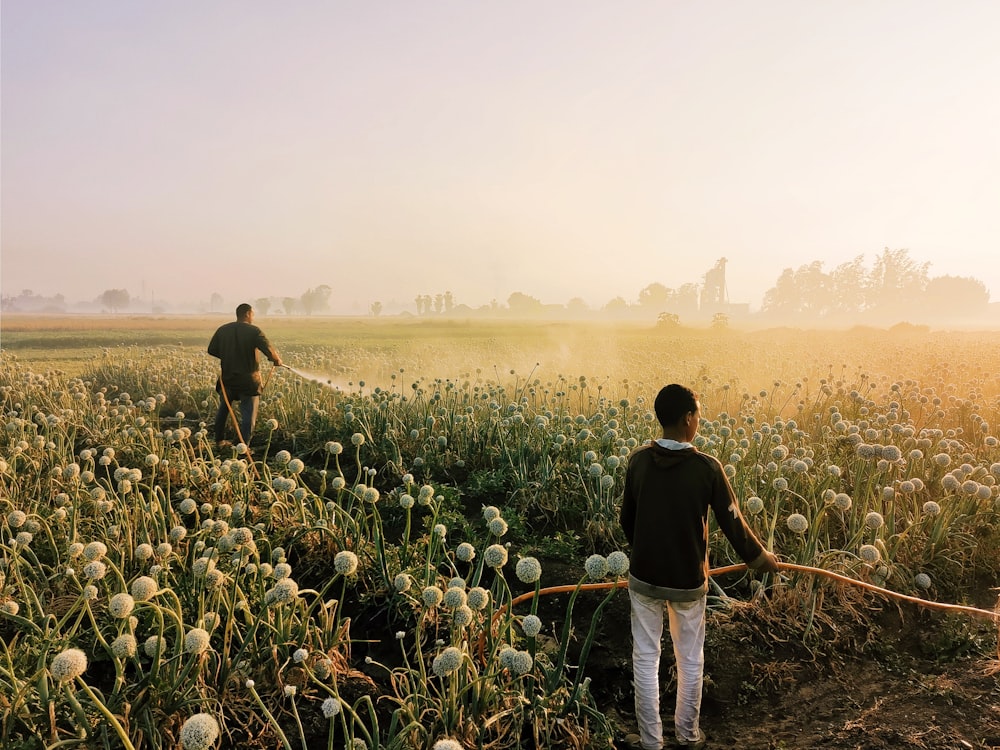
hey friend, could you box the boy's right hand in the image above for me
[756,551,780,575]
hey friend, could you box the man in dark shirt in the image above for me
[208,303,282,448]
[620,384,779,749]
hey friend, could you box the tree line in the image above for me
[1,249,992,324]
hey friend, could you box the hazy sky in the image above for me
[3,1,999,314]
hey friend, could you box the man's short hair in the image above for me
[236,303,253,319]
[654,384,698,427]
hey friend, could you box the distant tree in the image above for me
[828,255,868,316]
[282,297,298,316]
[711,312,730,330]
[443,291,454,313]
[602,296,629,316]
[657,312,681,329]
[99,288,130,313]
[254,297,272,316]
[637,282,671,311]
[566,297,589,316]
[868,248,929,315]
[923,275,990,317]
[209,292,224,312]
[300,285,331,315]
[507,292,543,316]
[370,300,383,317]
[761,268,801,317]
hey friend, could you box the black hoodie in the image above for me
[620,441,769,600]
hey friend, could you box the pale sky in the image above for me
[2,1,999,314]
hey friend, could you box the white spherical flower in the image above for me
[422,586,444,608]
[273,562,293,579]
[431,646,463,676]
[834,493,853,511]
[264,578,299,606]
[351,433,365,446]
[515,556,542,583]
[859,544,881,564]
[453,605,474,628]
[83,585,98,600]
[922,500,942,516]
[487,517,508,537]
[362,487,380,503]
[284,685,297,698]
[134,543,154,562]
[786,513,809,534]
[143,635,166,658]
[275,450,291,465]
[482,505,501,521]
[68,542,85,558]
[455,542,476,562]
[433,741,463,750]
[433,523,447,539]
[442,587,467,608]
[607,550,630,577]
[585,554,609,580]
[83,560,108,580]
[83,541,108,561]
[325,441,343,455]
[394,573,412,593]
[978,484,993,500]
[467,587,490,611]
[773,477,789,491]
[179,713,220,750]
[334,550,359,576]
[914,572,932,589]
[184,627,211,655]
[522,614,542,638]
[864,512,884,530]
[50,648,88,683]
[483,544,508,569]
[510,650,533,675]
[499,646,517,670]
[322,696,342,718]
[6,510,26,528]
[287,458,304,474]
[111,633,137,659]
[179,498,198,515]
[108,592,136,619]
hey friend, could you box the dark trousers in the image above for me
[214,393,259,445]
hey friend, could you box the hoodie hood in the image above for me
[645,441,700,469]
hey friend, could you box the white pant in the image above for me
[629,589,706,749]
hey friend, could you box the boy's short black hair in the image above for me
[654,384,698,427]
[236,303,253,319]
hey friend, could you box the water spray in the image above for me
[278,364,343,390]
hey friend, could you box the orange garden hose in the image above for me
[505,562,999,622]
[480,561,999,661]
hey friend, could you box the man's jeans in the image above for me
[214,394,259,445]
[629,589,706,749]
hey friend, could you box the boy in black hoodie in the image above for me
[620,384,779,749]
